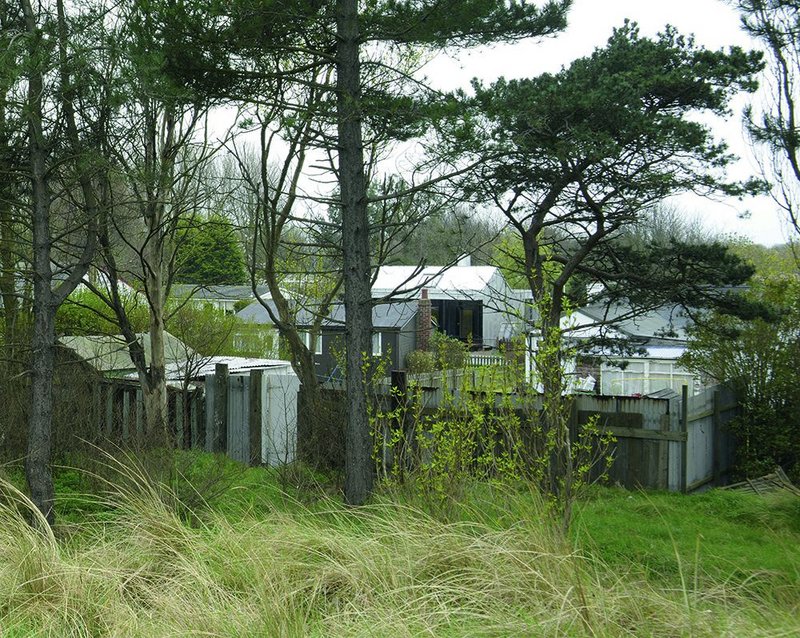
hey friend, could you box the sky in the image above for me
[419,0,792,246]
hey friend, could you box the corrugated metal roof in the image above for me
[159,356,292,381]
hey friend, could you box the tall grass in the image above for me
[0,456,797,637]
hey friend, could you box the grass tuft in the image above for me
[0,452,797,636]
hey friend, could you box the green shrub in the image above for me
[431,332,467,369]
[406,333,468,372]
[405,349,436,373]
[56,290,148,336]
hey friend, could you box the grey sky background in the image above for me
[421,0,789,246]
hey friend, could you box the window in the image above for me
[602,359,698,396]
[300,331,322,355]
[314,333,323,355]
[372,332,382,356]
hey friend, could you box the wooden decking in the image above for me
[721,467,800,497]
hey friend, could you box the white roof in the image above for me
[372,265,501,296]
[60,332,193,372]
[640,346,687,360]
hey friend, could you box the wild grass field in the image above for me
[0,451,798,637]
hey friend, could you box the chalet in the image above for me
[564,303,701,396]
[371,260,523,349]
[237,300,419,382]
[170,284,271,314]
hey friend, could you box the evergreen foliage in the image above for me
[442,22,767,321]
[681,273,800,481]
[174,215,247,285]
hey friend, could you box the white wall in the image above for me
[261,367,300,466]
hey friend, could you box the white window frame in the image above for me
[300,331,322,355]
[372,332,382,356]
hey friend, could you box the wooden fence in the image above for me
[93,378,204,448]
[570,386,736,491]
[203,364,299,466]
[93,363,300,467]
[94,366,736,491]
[685,384,738,491]
[338,370,739,492]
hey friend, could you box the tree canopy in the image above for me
[441,22,765,328]
[174,215,247,285]
[738,0,800,243]
[682,272,800,481]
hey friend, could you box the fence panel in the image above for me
[226,374,250,464]
[354,373,736,493]
[204,365,300,466]
[468,353,506,367]
[574,394,679,490]
[685,385,739,490]
[95,379,201,449]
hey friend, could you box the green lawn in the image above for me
[574,488,800,593]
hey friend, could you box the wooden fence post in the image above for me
[658,412,670,490]
[249,369,263,466]
[105,383,114,438]
[122,389,131,443]
[190,389,201,449]
[175,392,184,449]
[212,363,229,453]
[135,389,143,448]
[680,384,688,493]
[389,369,407,475]
[93,384,101,438]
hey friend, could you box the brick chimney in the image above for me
[418,288,432,351]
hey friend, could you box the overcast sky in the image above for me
[420,0,791,246]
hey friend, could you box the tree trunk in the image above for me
[336,0,374,505]
[27,141,57,528]
[24,18,56,527]
[21,0,99,525]
[535,291,575,532]
[27,284,56,527]
[144,238,169,438]
[0,196,18,370]
[0,85,21,373]
[22,0,56,526]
